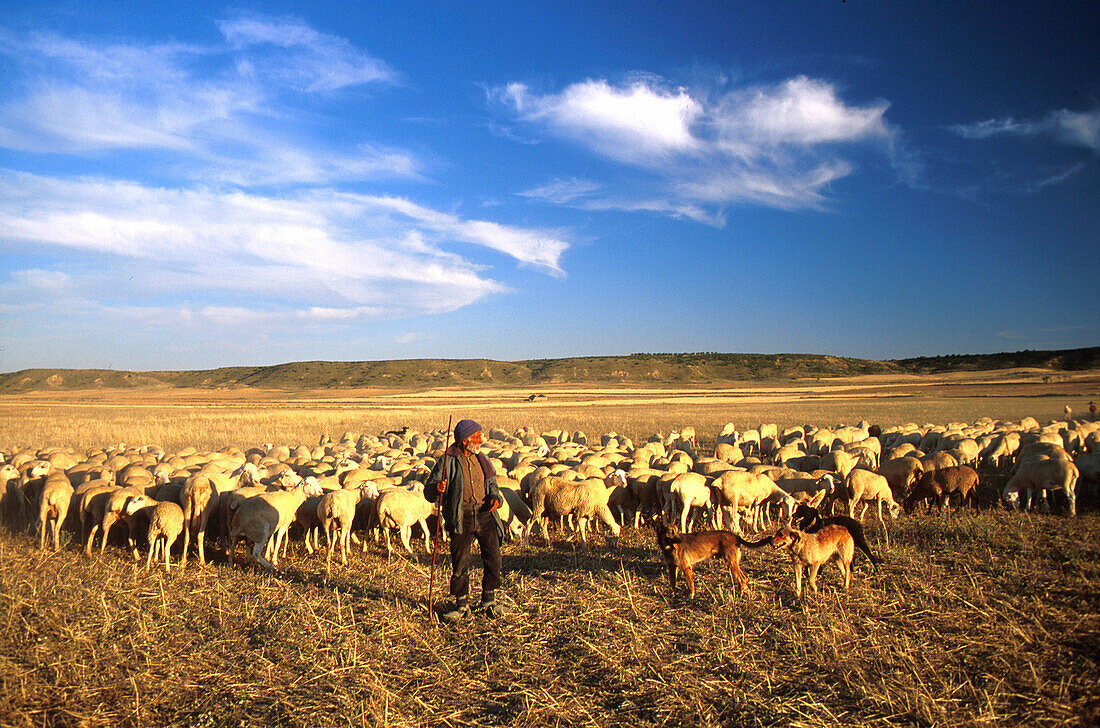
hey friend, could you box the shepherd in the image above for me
[425,419,506,623]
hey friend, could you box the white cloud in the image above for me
[0,18,415,184]
[952,107,1100,153]
[0,172,571,327]
[499,74,896,218]
[713,76,889,148]
[504,79,702,164]
[216,15,398,91]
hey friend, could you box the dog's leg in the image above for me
[726,548,748,594]
[808,561,822,594]
[792,559,803,597]
[683,562,696,598]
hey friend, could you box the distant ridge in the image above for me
[1,347,1096,392]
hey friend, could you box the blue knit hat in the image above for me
[454,419,482,442]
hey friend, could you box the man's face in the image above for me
[463,430,484,453]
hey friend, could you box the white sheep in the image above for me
[845,469,901,543]
[526,473,622,546]
[228,477,324,569]
[375,483,434,555]
[37,473,74,552]
[318,482,379,567]
[663,472,714,533]
[1003,457,1079,515]
[777,473,837,510]
[144,501,185,570]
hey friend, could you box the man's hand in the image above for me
[436,479,447,495]
[486,495,501,513]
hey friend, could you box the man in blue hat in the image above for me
[425,419,506,623]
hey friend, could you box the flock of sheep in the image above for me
[2,414,1097,579]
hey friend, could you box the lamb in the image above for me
[904,465,979,514]
[317,483,379,567]
[771,524,856,598]
[844,469,901,543]
[777,473,838,509]
[87,485,147,556]
[37,473,74,552]
[375,483,434,555]
[1003,457,1079,515]
[497,485,533,540]
[180,473,219,567]
[526,473,622,546]
[228,477,325,569]
[143,501,185,570]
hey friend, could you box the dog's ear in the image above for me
[790,530,801,542]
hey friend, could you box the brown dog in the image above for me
[655,523,771,598]
[771,524,855,597]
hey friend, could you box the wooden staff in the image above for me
[427,415,452,623]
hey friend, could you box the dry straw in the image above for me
[1,509,1097,727]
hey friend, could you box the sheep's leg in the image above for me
[38,512,47,551]
[400,526,414,556]
[325,523,336,571]
[50,519,62,554]
[251,541,273,569]
[146,535,156,569]
[384,526,393,555]
[419,519,430,553]
[877,501,891,548]
[792,564,803,597]
[858,502,870,522]
[181,514,192,567]
[341,524,351,565]
[679,499,690,534]
[127,524,140,560]
[164,536,172,571]
[196,517,207,567]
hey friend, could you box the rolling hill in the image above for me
[1,347,1096,392]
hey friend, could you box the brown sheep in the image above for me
[904,465,979,514]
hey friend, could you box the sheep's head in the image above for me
[123,494,153,515]
[302,476,324,497]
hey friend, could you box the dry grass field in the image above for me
[1,370,1098,727]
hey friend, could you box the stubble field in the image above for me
[1,370,1098,727]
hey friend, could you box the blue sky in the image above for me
[0,1,1097,371]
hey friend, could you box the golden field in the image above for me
[1,368,1098,727]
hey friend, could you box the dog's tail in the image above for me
[736,534,773,549]
[846,521,880,569]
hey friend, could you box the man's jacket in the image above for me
[425,444,504,539]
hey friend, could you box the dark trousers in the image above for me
[449,510,501,604]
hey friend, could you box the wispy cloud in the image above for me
[0,171,571,325]
[496,74,897,218]
[0,17,415,184]
[951,107,1100,153]
[216,15,398,92]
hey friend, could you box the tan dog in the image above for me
[655,523,770,598]
[771,524,855,597]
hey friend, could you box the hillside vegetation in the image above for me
[1,347,1097,392]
